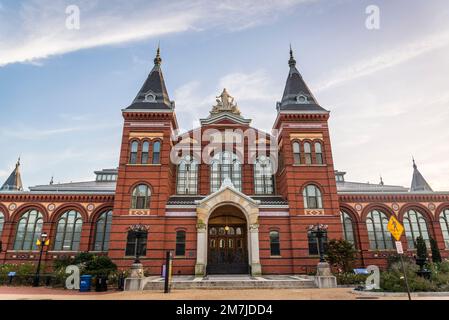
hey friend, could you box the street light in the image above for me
[307,224,329,263]
[33,232,49,287]
[128,224,148,264]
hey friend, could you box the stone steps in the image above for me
[141,276,317,290]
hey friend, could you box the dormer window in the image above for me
[296,94,308,104]
[144,93,156,102]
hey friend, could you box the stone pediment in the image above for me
[200,112,252,126]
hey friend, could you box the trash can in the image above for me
[79,275,92,292]
[95,276,108,292]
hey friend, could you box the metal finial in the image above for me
[154,42,162,66]
[412,156,417,169]
[288,44,296,67]
[379,175,384,186]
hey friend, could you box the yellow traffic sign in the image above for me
[387,215,404,241]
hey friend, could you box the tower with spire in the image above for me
[1,158,23,191]
[410,158,433,192]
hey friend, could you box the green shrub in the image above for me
[53,252,117,277]
[430,237,442,263]
[325,239,358,273]
[380,260,437,292]
[335,272,368,285]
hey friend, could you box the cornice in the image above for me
[0,193,115,203]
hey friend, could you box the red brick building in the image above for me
[1,48,449,276]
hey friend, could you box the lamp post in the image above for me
[307,224,328,263]
[33,232,49,287]
[129,224,148,264]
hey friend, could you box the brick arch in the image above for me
[398,203,434,223]
[0,203,9,221]
[360,203,393,221]
[89,204,114,223]
[300,181,325,196]
[128,181,154,194]
[51,203,88,223]
[11,203,49,222]
[435,203,449,220]
[339,204,360,223]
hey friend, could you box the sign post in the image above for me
[387,215,411,300]
[164,251,173,293]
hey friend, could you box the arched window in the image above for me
[129,141,139,164]
[54,210,83,251]
[254,156,274,194]
[141,141,150,164]
[131,184,151,209]
[292,142,301,164]
[152,141,161,164]
[439,209,449,248]
[341,210,356,246]
[303,185,323,209]
[176,155,198,195]
[93,210,113,251]
[175,230,186,256]
[210,151,241,192]
[366,210,393,250]
[0,211,4,238]
[14,210,44,251]
[315,142,324,164]
[304,142,312,165]
[403,209,430,249]
[269,230,281,256]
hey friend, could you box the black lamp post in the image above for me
[307,224,329,263]
[33,232,49,287]
[128,224,148,264]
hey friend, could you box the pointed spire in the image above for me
[277,45,327,113]
[410,158,433,192]
[126,43,173,110]
[1,157,23,191]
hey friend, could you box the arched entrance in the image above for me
[207,205,248,274]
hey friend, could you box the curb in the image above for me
[351,288,449,297]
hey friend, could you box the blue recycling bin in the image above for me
[79,275,92,292]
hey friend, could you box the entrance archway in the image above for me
[207,205,249,274]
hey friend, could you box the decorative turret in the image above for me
[126,45,174,110]
[410,158,433,192]
[1,157,23,191]
[277,46,327,113]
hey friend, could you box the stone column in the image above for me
[195,224,207,276]
[249,224,261,276]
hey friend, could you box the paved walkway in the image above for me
[1,286,449,300]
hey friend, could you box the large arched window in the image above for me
[141,141,150,164]
[176,155,198,195]
[14,209,44,251]
[341,210,356,246]
[403,209,430,249]
[254,156,274,194]
[304,142,312,165]
[0,211,4,238]
[292,142,301,164]
[210,151,241,192]
[93,210,113,251]
[269,230,281,256]
[315,142,324,164]
[366,210,393,250]
[303,185,323,209]
[129,141,139,164]
[152,141,161,164]
[131,184,151,209]
[439,209,449,249]
[54,210,83,251]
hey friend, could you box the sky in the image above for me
[0,0,449,191]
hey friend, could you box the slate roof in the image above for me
[29,181,116,193]
[125,46,174,110]
[411,159,433,192]
[278,47,328,113]
[336,181,409,193]
[0,158,23,191]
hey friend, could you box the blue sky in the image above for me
[1,0,449,190]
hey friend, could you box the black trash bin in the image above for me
[95,275,108,292]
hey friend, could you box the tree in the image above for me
[325,239,357,273]
[430,237,442,263]
[415,236,428,261]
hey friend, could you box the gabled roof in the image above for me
[411,159,433,192]
[1,158,23,191]
[125,46,174,110]
[277,47,328,113]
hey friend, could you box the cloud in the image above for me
[0,0,315,67]
[315,30,449,92]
